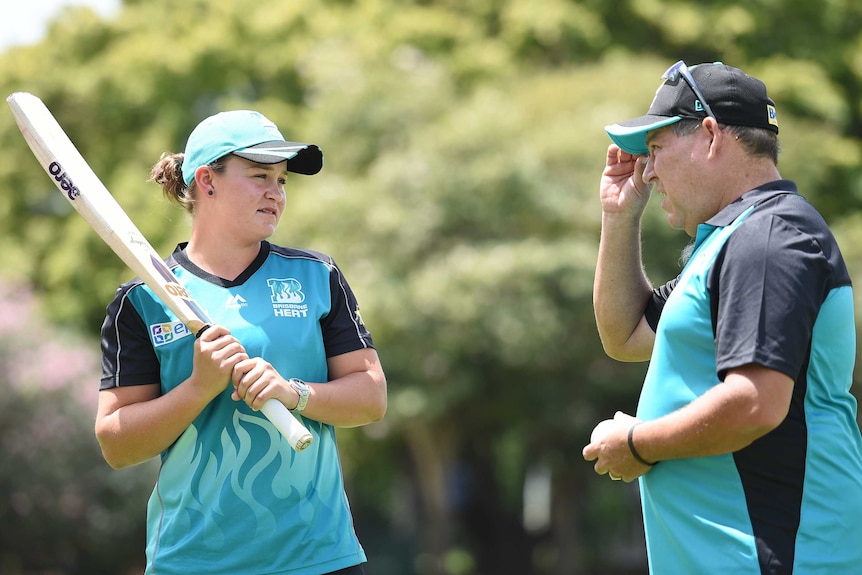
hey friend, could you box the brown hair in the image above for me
[670,119,780,165]
[149,153,227,214]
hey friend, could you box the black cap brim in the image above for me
[232,141,324,175]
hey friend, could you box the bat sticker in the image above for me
[48,161,80,199]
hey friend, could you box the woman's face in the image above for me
[207,155,288,241]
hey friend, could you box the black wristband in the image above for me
[628,423,656,466]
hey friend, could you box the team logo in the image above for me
[268,278,304,303]
[267,278,308,318]
[150,320,192,347]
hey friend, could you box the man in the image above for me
[582,61,862,574]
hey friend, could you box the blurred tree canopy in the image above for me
[1,0,861,574]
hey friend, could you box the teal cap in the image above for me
[181,110,323,185]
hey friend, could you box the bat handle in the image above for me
[261,399,314,452]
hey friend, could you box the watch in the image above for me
[288,378,310,413]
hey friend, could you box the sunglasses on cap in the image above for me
[662,60,717,120]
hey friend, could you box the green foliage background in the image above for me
[1,1,861,574]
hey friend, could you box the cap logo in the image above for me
[694,100,705,113]
[250,112,283,138]
[767,104,778,128]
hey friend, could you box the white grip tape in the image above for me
[261,399,313,452]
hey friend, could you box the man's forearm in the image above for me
[631,366,794,463]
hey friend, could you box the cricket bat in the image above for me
[7,92,313,452]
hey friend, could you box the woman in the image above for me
[95,109,386,575]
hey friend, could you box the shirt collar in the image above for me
[703,179,798,228]
[693,180,797,250]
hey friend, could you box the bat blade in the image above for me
[7,92,312,452]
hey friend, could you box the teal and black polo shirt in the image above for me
[638,181,862,574]
[100,242,373,575]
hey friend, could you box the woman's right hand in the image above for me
[192,325,249,400]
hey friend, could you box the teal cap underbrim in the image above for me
[605,116,682,155]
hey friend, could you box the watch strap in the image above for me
[288,378,310,413]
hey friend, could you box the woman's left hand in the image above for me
[231,358,299,411]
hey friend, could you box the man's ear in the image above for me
[702,117,725,159]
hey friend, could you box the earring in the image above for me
[207,189,214,196]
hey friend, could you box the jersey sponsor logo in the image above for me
[224,293,248,309]
[267,278,308,318]
[150,320,192,347]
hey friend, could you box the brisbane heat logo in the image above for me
[267,278,308,318]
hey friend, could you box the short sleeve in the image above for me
[320,260,375,358]
[710,214,829,380]
[645,276,680,332]
[100,282,162,390]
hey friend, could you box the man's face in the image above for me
[643,125,715,236]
